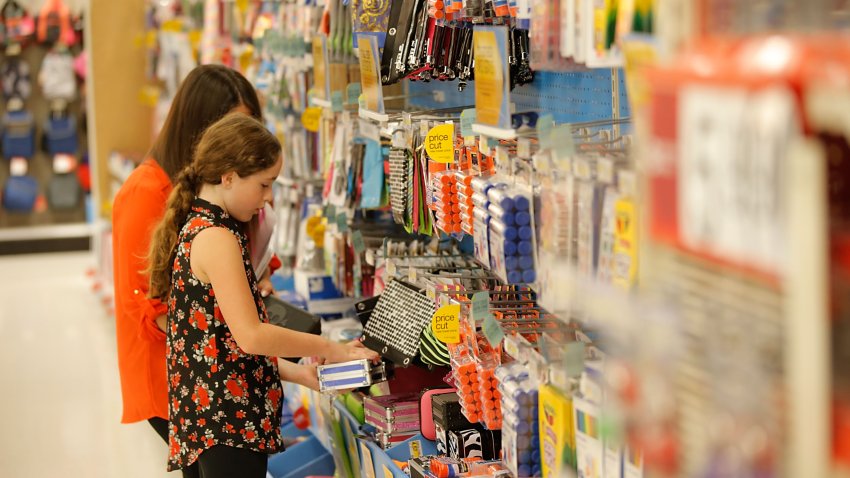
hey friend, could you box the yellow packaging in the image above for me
[540,384,577,477]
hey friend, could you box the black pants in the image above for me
[148,418,268,478]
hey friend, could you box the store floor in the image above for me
[0,251,171,478]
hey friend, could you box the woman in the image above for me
[112,65,317,477]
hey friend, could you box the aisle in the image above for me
[0,251,171,478]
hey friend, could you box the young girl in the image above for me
[147,114,378,476]
[112,65,317,478]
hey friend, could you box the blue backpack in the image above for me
[44,115,77,155]
[2,109,34,159]
[3,174,37,212]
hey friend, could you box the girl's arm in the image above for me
[192,227,378,363]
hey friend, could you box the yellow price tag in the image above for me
[145,30,157,48]
[138,85,161,107]
[188,30,202,50]
[424,123,455,163]
[161,19,183,33]
[431,304,460,344]
[301,107,322,132]
[239,45,255,73]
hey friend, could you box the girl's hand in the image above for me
[257,268,274,298]
[257,277,274,298]
[296,363,320,391]
[324,340,380,364]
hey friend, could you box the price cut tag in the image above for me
[425,123,455,163]
[431,304,460,343]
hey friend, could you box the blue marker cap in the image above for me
[507,270,523,284]
[505,256,519,270]
[504,241,518,256]
[518,240,533,255]
[522,269,537,283]
[515,211,531,226]
[519,255,534,270]
[514,195,530,211]
[519,226,533,241]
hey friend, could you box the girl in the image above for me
[147,114,378,476]
[112,65,317,478]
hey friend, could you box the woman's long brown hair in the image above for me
[149,64,262,182]
[147,115,282,301]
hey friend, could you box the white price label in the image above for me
[517,138,532,159]
[573,158,592,180]
[597,157,615,185]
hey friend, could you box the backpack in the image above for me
[44,114,77,155]
[47,171,80,210]
[2,109,34,159]
[1,57,30,100]
[2,174,37,212]
[38,50,75,100]
[0,0,33,46]
[36,0,73,46]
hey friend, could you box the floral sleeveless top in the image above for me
[166,198,283,470]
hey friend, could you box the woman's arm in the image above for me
[192,227,378,363]
[113,182,170,341]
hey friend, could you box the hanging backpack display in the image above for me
[47,171,81,210]
[36,0,74,46]
[39,50,76,100]
[2,174,37,212]
[44,114,77,155]
[2,109,35,159]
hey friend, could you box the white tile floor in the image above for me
[0,251,173,477]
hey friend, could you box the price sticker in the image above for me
[386,260,397,277]
[336,212,349,232]
[346,83,362,105]
[331,91,344,112]
[301,107,322,132]
[408,266,418,283]
[425,123,455,163]
[471,291,489,323]
[503,333,521,360]
[517,137,532,159]
[598,157,615,185]
[324,203,336,219]
[431,304,460,344]
[460,109,477,137]
[564,341,586,378]
[482,314,505,347]
[409,439,422,459]
[352,230,366,254]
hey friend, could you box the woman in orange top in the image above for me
[112,65,317,477]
